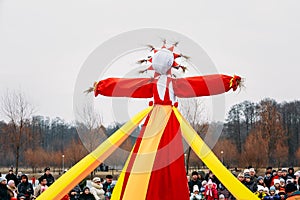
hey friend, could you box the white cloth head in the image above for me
[152,49,174,75]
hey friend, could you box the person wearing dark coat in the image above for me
[244,173,257,193]
[0,177,10,200]
[188,171,202,194]
[69,184,82,200]
[17,174,33,200]
[102,175,114,199]
[288,167,296,179]
[264,171,273,188]
[285,183,300,199]
[5,169,19,186]
[79,187,96,200]
[39,167,55,187]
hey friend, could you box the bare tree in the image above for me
[226,104,243,154]
[1,90,34,173]
[64,139,88,167]
[213,138,238,167]
[76,104,106,152]
[240,99,287,167]
[75,104,106,176]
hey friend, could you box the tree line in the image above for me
[1,90,299,173]
[210,99,300,168]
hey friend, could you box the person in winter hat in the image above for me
[7,179,18,198]
[79,187,96,200]
[200,180,207,197]
[204,179,218,200]
[17,175,33,200]
[5,169,18,186]
[237,173,245,184]
[273,179,280,193]
[255,185,266,199]
[38,167,55,187]
[244,173,258,192]
[90,177,105,200]
[279,178,286,189]
[288,168,296,179]
[278,188,286,200]
[264,171,273,188]
[249,168,258,182]
[188,171,202,194]
[0,177,10,200]
[69,184,82,200]
[257,176,266,187]
[263,186,280,200]
[189,185,202,200]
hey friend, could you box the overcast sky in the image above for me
[0,0,299,124]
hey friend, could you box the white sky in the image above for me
[0,0,299,124]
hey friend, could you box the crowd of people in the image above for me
[188,167,300,200]
[2,166,300,199]
[0,167,115,200]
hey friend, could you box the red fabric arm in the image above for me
[94,77,154,98]
[172,74,241,97]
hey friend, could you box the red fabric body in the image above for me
[145,110,189,199]
[119,109,189,200]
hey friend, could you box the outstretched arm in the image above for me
[172,74,241,98]
[94,77,154,98]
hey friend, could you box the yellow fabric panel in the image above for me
[110,144,133,200]
[173,107,259,200]
[121,105,172,200]
[36,106,152,200]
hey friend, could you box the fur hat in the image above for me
[257,185,264,192]
[274,179,280,184]
[264,187,269,193]
[0,177,7,182]
[286,179,294,184]
[282,168,288,172]
[294,170,300,177]
[93,177,101,183]
[270,186,276,191]
[7,180,15,185]
[249,168,255,172]
[193,185,199,192]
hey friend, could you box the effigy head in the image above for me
[152,49,174,75]
[138,40,188,76]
